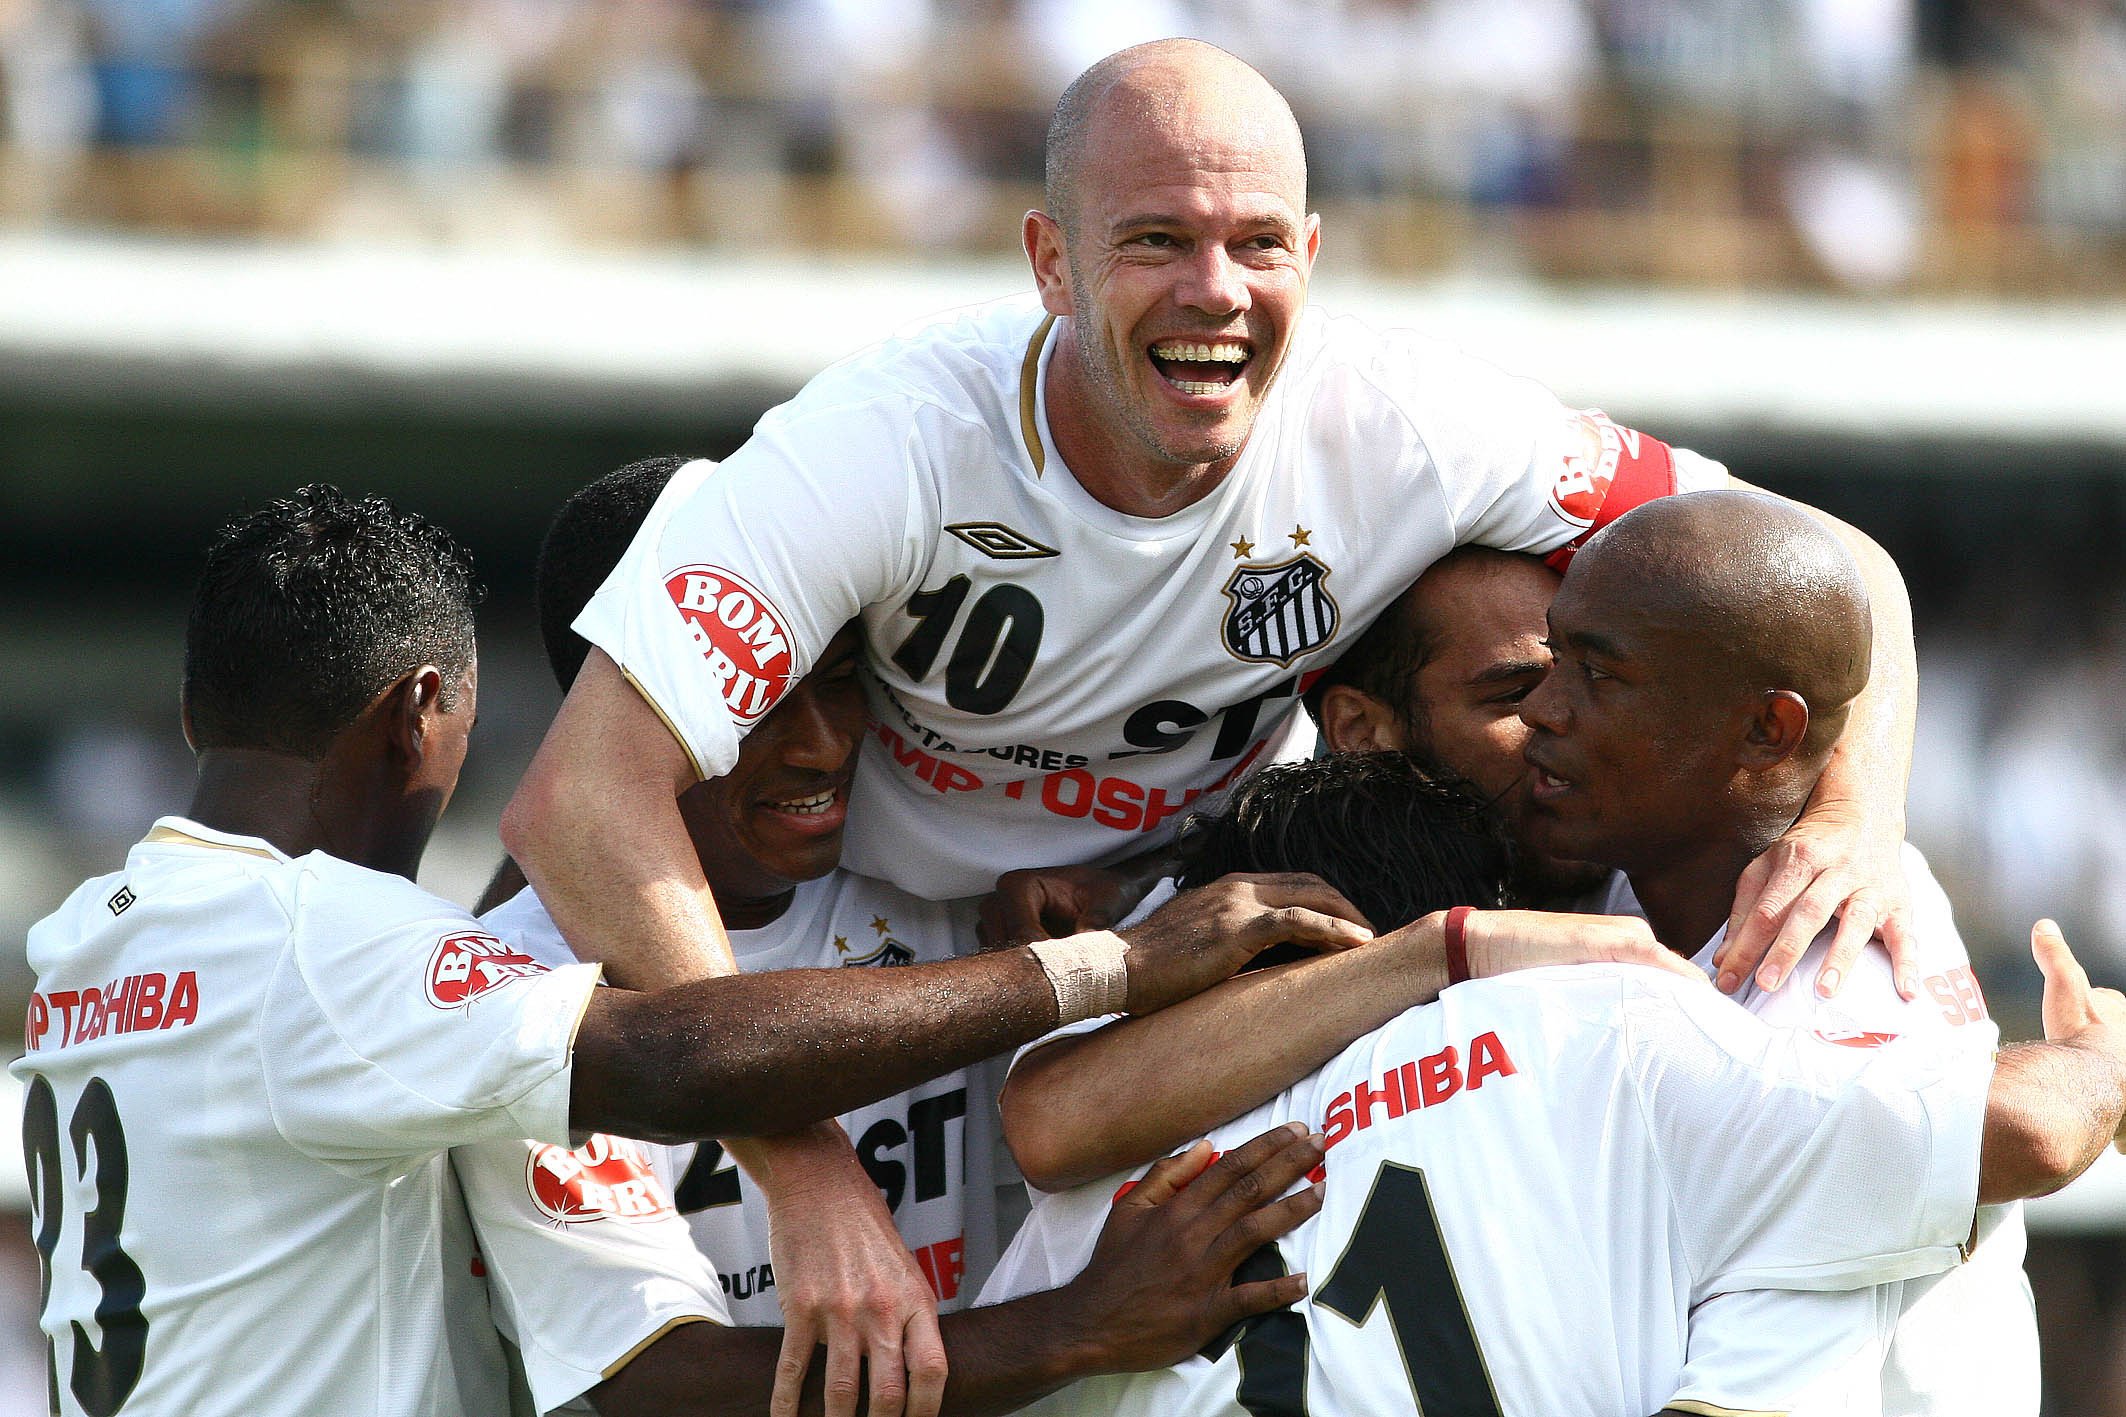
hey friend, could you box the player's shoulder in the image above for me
[1444,964,1724,1064]
[1290,304,1538,405]
[1276,303,1566,470]
[286,850,482,963]
[778,293,1048,429]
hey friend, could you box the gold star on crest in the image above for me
[871,915,891,936]
[1229,536,1255,559]
[1288,525,1312,547]
[833,935,851,954]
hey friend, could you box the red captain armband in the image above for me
[1540,411,1679,573]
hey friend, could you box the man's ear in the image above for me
[1739,689,1810,769]
[179,692,197,753]
[1024,210,1074,318]
[383,666,447,765]
[1317,685,1411,755]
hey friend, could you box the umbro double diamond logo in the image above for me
[945,522,1059,561]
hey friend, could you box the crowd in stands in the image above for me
[2,0,2124,288]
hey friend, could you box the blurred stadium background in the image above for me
[5,0,2126,1411]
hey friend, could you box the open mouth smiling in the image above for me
[1147,338,1252,396]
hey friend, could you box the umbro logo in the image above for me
[945,522,1058,561]
[107,886,136,916]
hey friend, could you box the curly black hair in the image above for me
[1175,752,1516,935]
[183,484,482,756]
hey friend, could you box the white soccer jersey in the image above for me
[1582,844,2037,1416]
[482,872,993,1325]
[981,966,1989,1417]
[452,1130,731,1414]
[577,295,1725,899]
[13,819,601,1417]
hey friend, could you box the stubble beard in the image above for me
[1066,265,1251,473]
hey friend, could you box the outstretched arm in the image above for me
[571,872,1372,1142]
[1717,485,1919,1000]
[1979,920,2126,1203]
[1004,909,1701,1191]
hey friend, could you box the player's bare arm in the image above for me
[1717,483,1920,1000]
[502,649,739,990]
[569,871,1369,1141]
[1006,908,1699,1190]
[1979,920,2126,1203]
[585,1124,1325,1417]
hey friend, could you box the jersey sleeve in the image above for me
[1362,328,1722,567]
[1668,1285,1898,1417]
[973,1169,1122,1305]
[1622,972,1990,1294]
[454,1135,729,1413]
[573,399,934,780]
[262,875,601,1168]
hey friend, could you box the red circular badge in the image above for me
[425,932,549,1010]
[663,564,797,725]
[525,1135,676,1225]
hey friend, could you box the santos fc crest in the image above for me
[1220,554,1340,667]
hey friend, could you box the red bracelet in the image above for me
[1444,906,1473,986]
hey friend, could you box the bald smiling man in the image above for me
[504,41,1933,1416]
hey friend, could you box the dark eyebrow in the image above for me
[1468,658,1550,686]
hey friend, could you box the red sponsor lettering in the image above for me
[426,932,549,1010]
[1417,1046,1462,1106]
[871,723,986,794]
[1466,1031,1516,1088]
[664,564,797,725]
[912,1236,966,1302]
[26,971,201,1052]
[526,1134,676,1224]
[1321,1031,1517,1158]
[1924,965,1988,1027]
[1351,1068,1405,1130]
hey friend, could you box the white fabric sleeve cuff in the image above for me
[500,962,604,1147]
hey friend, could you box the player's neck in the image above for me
[1624,842,1761,957]
[187,748,431,881]
[1045,334,1237,518]
[711,885,796,932]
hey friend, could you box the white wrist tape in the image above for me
[1028,931,1130,1024]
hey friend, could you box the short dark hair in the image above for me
[535,456,697,690]
[1175,753,1515,934]
[184,484,482,757]
[1301,592,1434,744]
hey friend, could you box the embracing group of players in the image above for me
[23,36,2126,1417]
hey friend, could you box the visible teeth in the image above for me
[1171,379,1227,395]
[1151,340,1249,364]
[772,790,836,815]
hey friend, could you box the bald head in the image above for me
[1571,491,1871,754]
[1044,40,1307,236]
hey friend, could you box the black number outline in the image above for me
[673,1141,743,1213]
[1212,1161,1503,1416]
[891,576,1044,716]
[24,1074,150,1417]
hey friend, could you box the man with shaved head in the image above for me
[504,41,1933,1414]
[1006,491,2038,1414]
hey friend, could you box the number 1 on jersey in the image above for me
[1218,1160,1503,1417]
[1317,1163,1503,1416]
